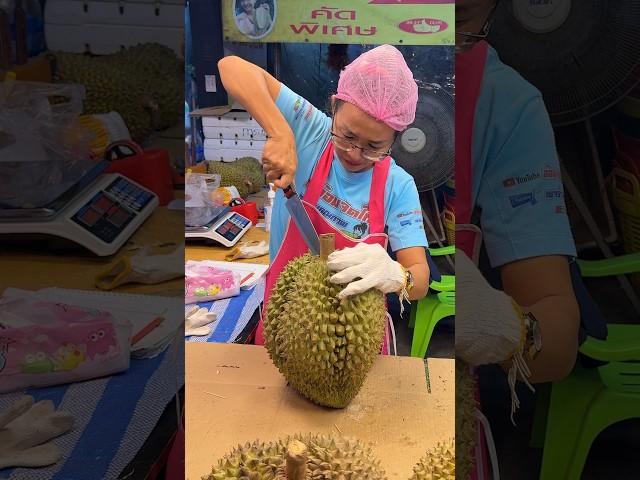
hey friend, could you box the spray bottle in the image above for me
[264,183,275,232]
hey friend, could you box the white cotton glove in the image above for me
[96,243,184,290]
[456,249,524,366]
[327,243,405,299]
[0,396,74,470]
[185,306,217,337]
[224,240,269,261]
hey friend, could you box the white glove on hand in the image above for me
[185,306,217,337]
[0,396,74,469]
[327,243,405,299]
[96,243,184,290]
[456,249,524,366]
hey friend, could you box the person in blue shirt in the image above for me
[454,0,587,436]
[218,45,431,347]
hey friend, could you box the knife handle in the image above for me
[283,185,295,199]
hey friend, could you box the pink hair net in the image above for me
[335,44,418,131]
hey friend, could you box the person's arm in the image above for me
[395,247,430,301]
[500,255,580,382]
[217,56,296,188]
[456,250,580,384]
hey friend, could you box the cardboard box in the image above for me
[186,343,454,480]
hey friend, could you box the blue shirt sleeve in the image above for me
[385,164,429,252]
[476,94,577,267]
[274,83,331,194]
[275,83,331,152]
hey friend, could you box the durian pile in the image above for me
[206,433,456,480]
[410,439,455,480]
[456,360,479,480]
[264,235,386,408]
[207,157,265,199]
[205,433,387,480]
[51,43,183,143]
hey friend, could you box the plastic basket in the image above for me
[611,167,640,291]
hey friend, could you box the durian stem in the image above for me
[320,234,336,261]
[285,440,308,480]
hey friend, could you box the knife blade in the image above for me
[283,185,320,255]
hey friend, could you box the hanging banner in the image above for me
[222,0,455,45]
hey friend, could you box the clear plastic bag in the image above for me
[0,80,97,208]
[185,171,226,227]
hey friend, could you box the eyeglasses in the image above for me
[330,132,393,162]
[456,2,498,50]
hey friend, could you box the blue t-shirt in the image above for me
[471,46,577,268]
[269,84,428,261]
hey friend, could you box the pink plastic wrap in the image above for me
[0,298,131,393]
[184,265,241,304]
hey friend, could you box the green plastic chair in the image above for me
[531,252,640,480]
[409,245,455,358]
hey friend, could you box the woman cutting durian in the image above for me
[218,45,431,352]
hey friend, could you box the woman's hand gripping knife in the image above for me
[218,55,297,189]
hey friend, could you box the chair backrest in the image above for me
[598,360,640,393]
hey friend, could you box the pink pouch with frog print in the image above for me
[0,298,131,393]
[184,264,240,304]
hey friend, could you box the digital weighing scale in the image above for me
[0,160,159,256]
[185,210,251,247]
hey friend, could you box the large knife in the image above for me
[283,185,320,255]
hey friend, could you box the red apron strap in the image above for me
[302,137,333,204]
[455,40,489,225]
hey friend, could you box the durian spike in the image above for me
[285,440,308,480]
[320,234,336,261]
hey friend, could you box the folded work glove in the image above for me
[0,396,74,469]
[185,306,217,337]
[456,249,533,423]
[95,243,184,290]
[327,243,405,299]
[224,240,269,261]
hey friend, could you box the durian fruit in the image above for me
[207,157,265,199]
[51,43,183,143]
[105,43,183,130]
[264,235,386,408]
[205,433,387,480]
[456,360,478,480]
[410,439,455,480]
[52,51,154,142]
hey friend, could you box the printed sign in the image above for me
[222,0,454,45]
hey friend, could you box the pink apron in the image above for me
[255,138,392,355]
[456,40,492,480]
